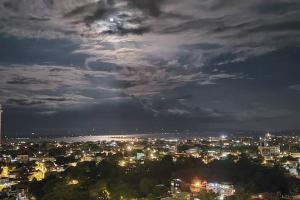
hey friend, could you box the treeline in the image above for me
[29,155,300,200]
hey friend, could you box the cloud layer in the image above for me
[1,0,300,134]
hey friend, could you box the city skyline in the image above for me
[0,0,300,135]
[1,132,300,199]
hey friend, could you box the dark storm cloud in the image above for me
[102,26,150,35]
[4,93,95,108]
[159,18,222,34]
[36,97,69,102]
[137,96,230,121]
[64,2,101,19]
[181,43,223,50]
[209,0,242,10]
[63,0,165,35]
[65,0,164,20]
[7,99,44,106]
[7,77,49,85]
[2,1,19,11]
[126,0,165,17]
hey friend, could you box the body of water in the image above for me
[7,133,190,143]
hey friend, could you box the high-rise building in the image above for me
[0,104,2,145]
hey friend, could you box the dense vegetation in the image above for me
[29,155,300,200]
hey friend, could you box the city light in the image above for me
[0,132,299,199]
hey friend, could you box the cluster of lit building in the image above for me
[0,132,300,199]
[170,178,235,200]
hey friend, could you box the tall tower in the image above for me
[0,104,2,145]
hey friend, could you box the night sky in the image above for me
[1,0,300,136]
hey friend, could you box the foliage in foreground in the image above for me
[29,155,300,200]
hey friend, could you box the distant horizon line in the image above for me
[3,129,300,139]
